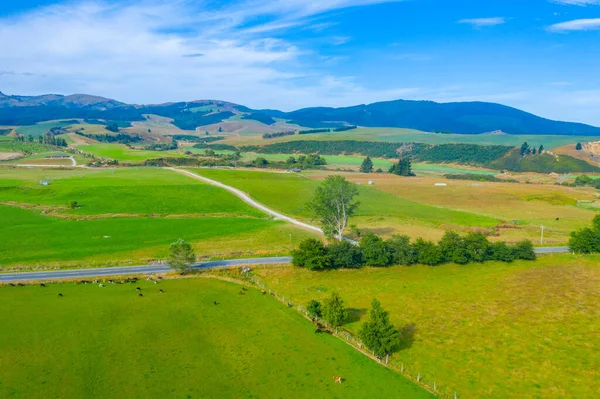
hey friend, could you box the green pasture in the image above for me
[15,120,77,137]
[0,168,264,217]
[78,144,185,163]
[256,255,600,399]
[189,169,500,230]
[0,278,433,399]
[0,204,316,267]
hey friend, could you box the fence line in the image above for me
[231,272,461,399]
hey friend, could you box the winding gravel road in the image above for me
[171,168,323,234]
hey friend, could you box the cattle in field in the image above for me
[58,293,63,297]
[138,293,144,297]
[333,376,343,384]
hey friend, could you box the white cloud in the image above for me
[548,18,600,31]
[0,0,406,109]
[458,17,506,28]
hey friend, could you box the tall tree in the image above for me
[539,145,544,153]
[359,299,400,361]
[168,239,196,273]
[322,292,348,329]
[360,156,374,173]
[307,176,360,241]
[520,142,531,156]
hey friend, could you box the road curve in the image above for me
[0,257,292,283]
[170,168,323,234]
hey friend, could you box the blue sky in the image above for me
[0,0,599,124]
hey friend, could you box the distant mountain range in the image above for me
[1,91,599,136]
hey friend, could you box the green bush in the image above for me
[328,240,364,269]
[291,239,331,271]
[360,233,391,266]
[385,235,417,265]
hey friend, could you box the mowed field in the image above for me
[222,127,599,149]
[189,168,597,244]
[255,255,600,399]
[76,144,185,163]
[0,168,319,268]
[0,278,434,399]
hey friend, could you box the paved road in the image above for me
[0,256,292,283]
[534,246,570,254]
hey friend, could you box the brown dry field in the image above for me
[304,171,599,245]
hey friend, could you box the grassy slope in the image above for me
[190,169,499,231]
[0,278,434,399]
[255,255,600,399]
[15,120,76,137]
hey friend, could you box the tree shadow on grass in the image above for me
[398,323,417,351]
[345,308,368,324]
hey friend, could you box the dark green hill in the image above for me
[282,100,600,136]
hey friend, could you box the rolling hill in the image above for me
[1,91,599,136]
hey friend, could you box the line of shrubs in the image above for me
[262,131,295,139]
[292,231,536,270]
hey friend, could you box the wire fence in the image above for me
[226,270,463,399]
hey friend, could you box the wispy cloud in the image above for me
[551,0,600,5]
[548,18,600,31]
[458,17,506,28]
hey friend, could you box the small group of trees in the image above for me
[567,174,600,190]
[285,154,327,169]
[308,293,403,361]
[520,142,544,156]
[569,215,600,253]
[576,142,583,151]
[388,158,415,176]
[293,231,536,271]
[360,156,374,173]
[298,128,331,135]
[16,133,68,147]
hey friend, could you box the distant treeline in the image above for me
[444,173,518,183]
[263,131,295,139]
[145,141,178,151]
[299,128,330,134]
[171,135,224,143]
[333,125,357,132]
[192,142,238,151]
[75,130,143,145]
[239,140,513,166]
[84,119,132,128]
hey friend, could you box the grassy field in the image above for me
[0,278,433,399]
[15,120,77,137]
[223,127,600,150]
[191,169,500,235]
[339,172,599,244]
[190,168,598,244]
[77,144,185,163]
[254,255,600,399]
[0,168,265,217]
[0,168,319,268]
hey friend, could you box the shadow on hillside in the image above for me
[346,308,368,324]
[398,323,417,351]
